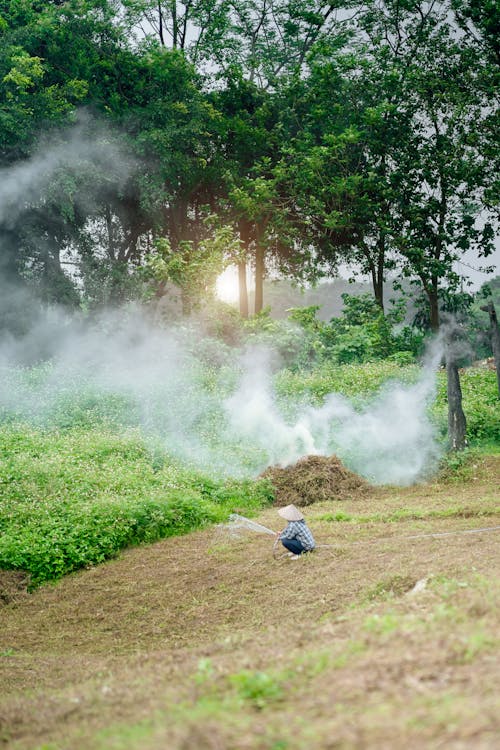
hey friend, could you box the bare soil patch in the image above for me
[0,571,30,606]
[261,453,369,506]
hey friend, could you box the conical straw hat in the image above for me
[277,504,304,521]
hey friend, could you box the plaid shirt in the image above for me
[279,520,316,550]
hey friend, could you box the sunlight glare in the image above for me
[216,267,240,303]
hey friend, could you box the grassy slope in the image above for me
[0,426,272,584]
[1,455,499,750]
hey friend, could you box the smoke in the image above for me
[0,112,137,346]
[0,112,133,228]
[225,336,444,485]
[0,306,445,485]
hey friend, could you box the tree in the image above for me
[480,301,500,398]
[390,12,497,330]
[204,1,356,314]
[0,1,222,310]
[452,0,500,66]
[288,1,499,328]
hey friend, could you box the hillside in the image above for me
[1,455,499,749]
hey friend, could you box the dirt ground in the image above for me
[1,456,499,749]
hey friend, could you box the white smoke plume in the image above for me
[0,112,133,227]
[225,337,444,485]
[0,307,444,485]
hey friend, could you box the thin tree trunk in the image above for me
[427,281,440,332]
[446,351,467,451]
[158,2,165,46]
[105,205,116,260]
[361,240,384,312]
[254,240,265,314]
[374,235,385,312]
[238,260,248,318]
[238,219,251,318]
[371,266,384,312]
[480,301,500,398]
[171,0,177,47]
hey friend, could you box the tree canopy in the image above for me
[0,0,498,328]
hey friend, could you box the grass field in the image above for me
[1,453,499,749]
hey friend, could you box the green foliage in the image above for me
[241,307,316,368]
[286,295,423,367]
[229,670,283,710]
[145,222,241,313]
[0,425,272,585]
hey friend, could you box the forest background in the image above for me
[0,0,499,351]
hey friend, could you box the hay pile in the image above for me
[261,454,369,507]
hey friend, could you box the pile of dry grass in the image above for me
[261,454,369,507]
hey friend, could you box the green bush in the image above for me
[287,295,423,367]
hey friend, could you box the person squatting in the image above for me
[276,504,316,558]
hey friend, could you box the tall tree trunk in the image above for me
[158,2,165,46]
[238,260,248,318]
[105,204,116,260]
[238,219,251,318]
[371,265,384,312]
[171,0,177,47]
[254,240,265,314]
[480,301,500,398]
[374,235,385,312]
[446,341,467,450]
[361,240,384,312]
[427,278,440,331]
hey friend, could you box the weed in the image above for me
[194,658,215,685]
[0,425,272,585]
[437,449,482,482]
[229,670,283,710]
[451,630,499,664]
[363,612,401,635]
[317,511,354,523]
[319,504,499,526]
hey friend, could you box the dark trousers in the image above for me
[281,538,307,555]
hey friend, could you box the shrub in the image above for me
[287,295,423,366]
[0,426,272,585]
